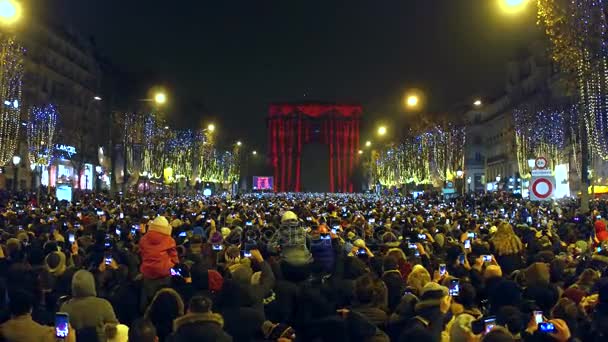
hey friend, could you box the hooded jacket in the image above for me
[139,230,179,279]
[60,270,118,342]
[172,312,232,342]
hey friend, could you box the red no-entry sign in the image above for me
[530,176,554,201]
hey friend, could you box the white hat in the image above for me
[281,211,298,223]
[148,216,172,236]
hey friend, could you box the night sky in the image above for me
[42,0,540,151]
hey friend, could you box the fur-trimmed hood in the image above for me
[172,312,224,331]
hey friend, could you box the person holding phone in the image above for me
[0,290,75,342]
[138,216,180,309]
[447,282,483,341]
[59,270,118,341]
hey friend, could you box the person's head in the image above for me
[8,290,33,317]
[491,222,523,256]
[128,318,158,342]
[576,268,600,290]
[481,326,515,342]
[524,283,560,314]
[453,282,476,309]
[496,306,524,337]
[354,273,387,307]
[484,265,503,280]
[407,264,431,295]
[188,295,212,314]
[383,254,399,272]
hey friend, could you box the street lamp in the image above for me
[12,155,20,191]
[252,150,257,156]
[365,140,372,148]
[406,95,419,108]
[154,92,167,105]
[207,124,215,132]
[93,96,102,101]
[236,141,242,147]
[377,126,387,136]
[0,0,21,25]
[499,0,530,14]
[473,99,482,107]
[358,150,363,155]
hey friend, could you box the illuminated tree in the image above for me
[537,0,608,160]
[27,104,58,191]
[0,37,23,166]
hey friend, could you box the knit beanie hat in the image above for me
[420,282,449,300]
[45,251,67,275]
[148,216,172,236]
[209,231,223,244]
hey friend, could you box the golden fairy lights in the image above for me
[537,0,608,161]
[375,125,465,187]
[0,36,23,166]
[27,104,58,167]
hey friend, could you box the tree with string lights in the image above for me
[0,37,23,168]
[27,104,58,194]
[537,0,608,210]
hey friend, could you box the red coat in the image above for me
[139,231,179,279]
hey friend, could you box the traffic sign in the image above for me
[535,157,548,170]
[530,176,555,201]
[531,169,552,177]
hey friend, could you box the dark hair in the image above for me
[189,295,212,313]
[128,318,157,342]
[454,282,476,309]
[383,255,399,271]
[354,273,385,306]
[8,290,33,316]
[481,327,515,342]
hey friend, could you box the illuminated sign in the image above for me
[55,144,77,158]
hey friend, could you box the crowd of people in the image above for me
[0,189,608,342]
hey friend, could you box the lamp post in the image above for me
[0,0,21,26]
[377,126,387,136]
[12,155,20,191]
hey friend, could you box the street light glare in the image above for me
[406,95,419,108]
[154,92,167,105]
[252,150,257,155]
[236,141,242,146]
[93,96,102,101]
[473,99,482,107]
[358,150,363,155]
[0,0,21,25]
[499,0,529,13]
[377,126,387,136]
[207,124,215,132]
[365,140,372,147]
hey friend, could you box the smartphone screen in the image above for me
[68,233,75,244]
[55,312,69,338]
[449,279,460,296]
[484,317,497,334]
[439,264,447,276]
[105,256,112,265]
[534,311,543,325]
[464,239,471,250]
[212,244,223,251]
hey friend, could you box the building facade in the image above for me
[464,42,556,192]
[1,21,105,191]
